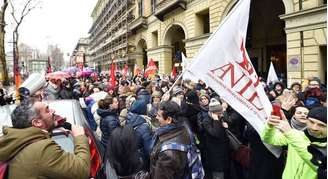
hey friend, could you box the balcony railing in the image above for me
[129,16,148,33]
[154,0,187,21]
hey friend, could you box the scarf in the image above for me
[150,123,183,149]
[305,129,327,143]
[290,117,307,131]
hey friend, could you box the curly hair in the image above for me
[11,101,38,128]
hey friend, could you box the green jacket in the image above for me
[0,127,90,179]
[261,124,326,179]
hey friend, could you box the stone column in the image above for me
[148,45,173,74]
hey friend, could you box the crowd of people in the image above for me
[0,72,326,179]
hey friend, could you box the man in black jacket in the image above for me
[198,98,230,179]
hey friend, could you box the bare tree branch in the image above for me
[8,0,18,24]
[9,0,40,30]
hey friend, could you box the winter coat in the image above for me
[261,125,326,179]
[224,107,247,142]
[0,127,90,179]
[246,124,285,179]
[44,83,60,100]
[149,125,190,178]
[197,111,230,172]
[126,112,153,155]
[126,98,153,169]
[97,108,120,147]
[180,101,202,135]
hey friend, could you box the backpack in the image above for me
[160,142,205,179]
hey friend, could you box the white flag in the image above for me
[266,62,279,85]
[182,53,198,82]
[187,0,280,156]
[182,52,187,71]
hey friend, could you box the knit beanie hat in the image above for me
[172,86,183,96]
[308,107,327,124]
[199,91,210,101]
[186,90,199,105]
[208,98,223,112]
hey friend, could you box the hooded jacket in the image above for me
[97,108,120,147]
[126,99,153,170]
[261,125,326,179]
[0,127,90,179]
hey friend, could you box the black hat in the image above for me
[186,90,199,105]
[308,107,327,124]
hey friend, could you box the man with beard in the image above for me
[0,101,90,179]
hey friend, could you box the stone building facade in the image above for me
[90,0,327,85]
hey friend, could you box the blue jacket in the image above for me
[97,108,120,147]
[126,99,153,169]
[137,89,151,105]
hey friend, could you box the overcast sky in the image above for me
[5,0,97,60]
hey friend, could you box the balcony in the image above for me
[129,16,147,33]
[154,0,187,21]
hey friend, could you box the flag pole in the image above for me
[166,68,187,94]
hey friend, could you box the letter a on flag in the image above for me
[187,0,280,156]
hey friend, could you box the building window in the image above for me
[151,0,156,13]
[195,9,210,36]
[138,0,144,16]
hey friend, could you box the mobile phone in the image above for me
[271,104,282,119]
[54,114,66,125]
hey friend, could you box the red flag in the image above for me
[123,64,128,79]
[47,56,52,73]
[110,62,116,87]
[171,66,177,79]
[144,59,158,78]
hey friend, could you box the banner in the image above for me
[187,0,280,156]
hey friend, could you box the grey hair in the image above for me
[11,101,38,128]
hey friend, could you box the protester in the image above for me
[148,101,192,178]
[0,81,11,105]
[43,79,60,100]
[197,98,230,179]
[199,92,210,110]
[125,93,153,170]
[290,82,302,94]
[261,106,327,179]
[0,100,90,178]
[97,96,120,148]
[106,125,147,179]
[289,106,309,131]
[268,82,284,101]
